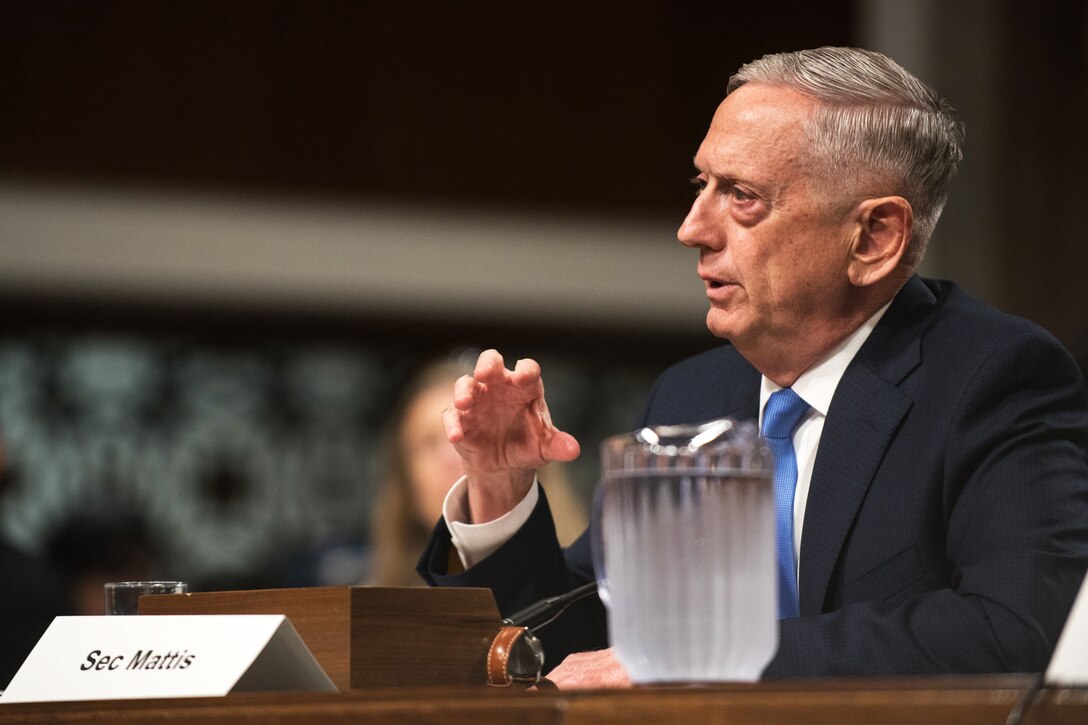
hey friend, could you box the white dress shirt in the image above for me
[444,303,891,571]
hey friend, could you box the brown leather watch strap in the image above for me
[487,625,534,686]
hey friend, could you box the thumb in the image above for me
[545,431,581,462]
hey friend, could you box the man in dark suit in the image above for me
[418,47,1088,685]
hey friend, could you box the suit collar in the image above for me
[796,275,934,613]
[854,274,936,385]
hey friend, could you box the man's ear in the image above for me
[847,196,912,287]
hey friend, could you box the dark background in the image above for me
[0,0,1085,609]
[0,1,852,216]
[0,1,864,369]
[1,1,1086,691]
[3,2,1084,349]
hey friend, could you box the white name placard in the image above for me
[0,615,336,703]
[1047,576,1088,686]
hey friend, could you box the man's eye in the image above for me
[689,176,707,195]
[731,186,755,202]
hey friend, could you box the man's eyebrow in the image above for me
[690,154,768,193]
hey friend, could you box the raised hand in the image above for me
[443,349,580,523]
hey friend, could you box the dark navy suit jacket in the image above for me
[419,277,1088,676]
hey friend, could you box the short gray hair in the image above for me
[729,47,965,267]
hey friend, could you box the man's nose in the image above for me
[677,193,722,250]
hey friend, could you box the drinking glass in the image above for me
[104,581,188,615]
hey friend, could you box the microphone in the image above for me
[502,582,599,632]
[489,582,598,684]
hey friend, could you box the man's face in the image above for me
[678,83,858,353]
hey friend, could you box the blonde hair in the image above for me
[367,358,587,586]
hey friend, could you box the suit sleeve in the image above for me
[417,486,607,667]
[766,331,1088,676]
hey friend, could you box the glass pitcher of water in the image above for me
[592,417,777,683]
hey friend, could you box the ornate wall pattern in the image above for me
[0,331,661,590]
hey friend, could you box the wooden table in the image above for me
[1,676,1085,724]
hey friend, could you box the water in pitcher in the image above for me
[593,419,777,683]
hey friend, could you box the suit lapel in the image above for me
[797,276,935,614]
[732,377,761,422]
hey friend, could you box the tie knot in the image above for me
[762,388,810,439]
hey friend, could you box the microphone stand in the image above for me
[502,582,599,632]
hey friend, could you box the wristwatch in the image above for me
[487,625,545,686]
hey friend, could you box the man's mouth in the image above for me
[699,272,739,303]
[700,273,734,289]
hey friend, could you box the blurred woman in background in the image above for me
[368,357,586,586]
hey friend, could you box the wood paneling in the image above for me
[0,1,853,214]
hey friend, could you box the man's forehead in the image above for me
[722,81,818,117]
[694,84,815,184]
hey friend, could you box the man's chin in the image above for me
[705,311,739,341]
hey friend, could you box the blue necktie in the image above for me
[762,388,810,619]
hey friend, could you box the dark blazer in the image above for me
[420,276,1088,676]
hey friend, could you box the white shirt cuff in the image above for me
[442,475,540,569]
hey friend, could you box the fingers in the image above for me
[473,349,541,389]
[453,350,502,410]
[447,348,564,460]
[454,350,542,411]
[452,373,479,411]
[472,348,507,384]
[545,648,630,690]
[442,404,464,444]
[511,356,543,387]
